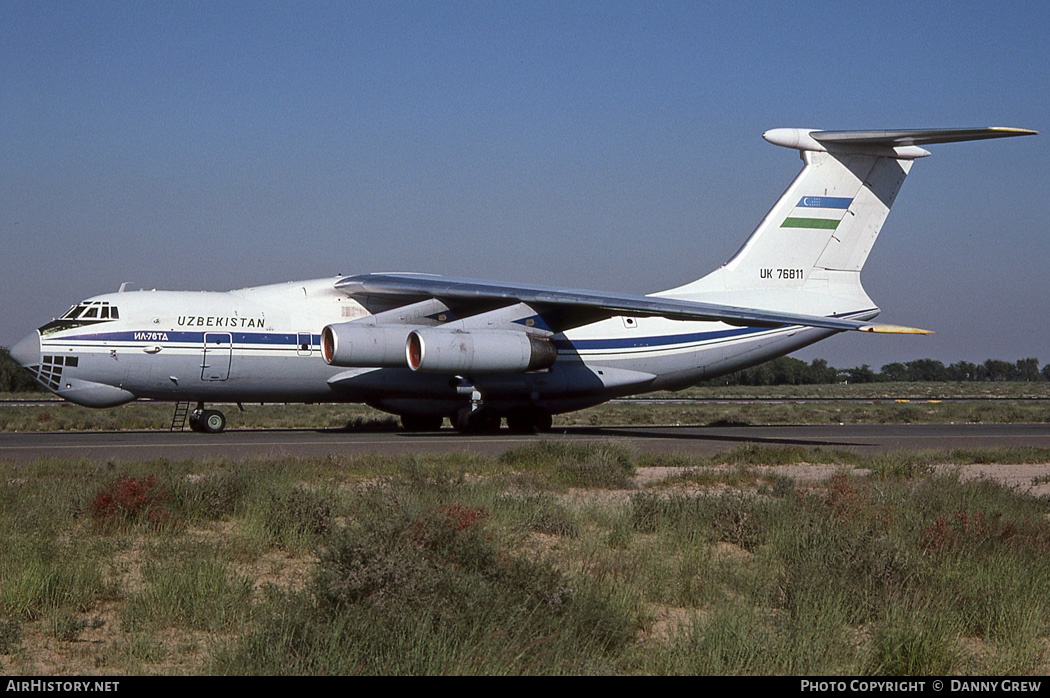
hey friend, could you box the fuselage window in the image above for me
[109,307,118,319]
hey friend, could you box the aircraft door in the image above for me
[201,332,233,381]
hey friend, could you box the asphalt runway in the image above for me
[3,423,1050,463]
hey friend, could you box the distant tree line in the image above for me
[0,347,43,392]
[704,356,1050,386]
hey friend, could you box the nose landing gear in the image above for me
[186,402,227,434]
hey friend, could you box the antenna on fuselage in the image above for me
[118,282,132,293]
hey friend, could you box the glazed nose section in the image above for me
[10,332,41,367]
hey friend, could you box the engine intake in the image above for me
[406,329,557,374]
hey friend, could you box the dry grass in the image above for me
[4,445,1050,674]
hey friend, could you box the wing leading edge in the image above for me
[334,273,931,335]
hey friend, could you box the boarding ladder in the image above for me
[170,402,190,431]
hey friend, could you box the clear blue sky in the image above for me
[3,1,1047,370]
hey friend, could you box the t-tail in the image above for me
[658,127,1036,321]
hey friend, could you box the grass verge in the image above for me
[1,444,1050,674]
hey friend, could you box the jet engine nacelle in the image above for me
[407,329,557,374]
[321,322,417,367]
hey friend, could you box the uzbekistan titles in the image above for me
[177,316,266,329]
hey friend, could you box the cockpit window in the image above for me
[40,301,122,336]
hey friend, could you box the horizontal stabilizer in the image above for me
[813,127,1037,147]
[763,127,1035,158]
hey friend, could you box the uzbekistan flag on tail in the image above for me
[781,196,853,230]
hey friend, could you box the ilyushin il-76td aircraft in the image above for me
[10,127,1036,434]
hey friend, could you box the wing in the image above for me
[335,272,930,334]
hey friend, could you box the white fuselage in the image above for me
[20,276,836,416]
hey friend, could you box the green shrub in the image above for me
[171,469,247,521]
[0,617,21,655]
[499,441,636,489]
[252,485,334,550]
[217,476,636,674]
[123,552,252,632]
[866,610,961,676]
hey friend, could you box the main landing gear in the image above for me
[399,413,444,432]
[187,402,227,434]
[397,406,553,434]
[453,406,501,434]
[450,406,553,434]
[505,407,553,434]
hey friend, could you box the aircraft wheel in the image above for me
[506,408,536,433]
[401,413,443,431]
[453,407,501,434]
[453,407,473,433]
[507,407,552,434]
[199,409,227,434]
[188,411,203,432]
[477,409,502,434]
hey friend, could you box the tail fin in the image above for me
[661,127,1035,316]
